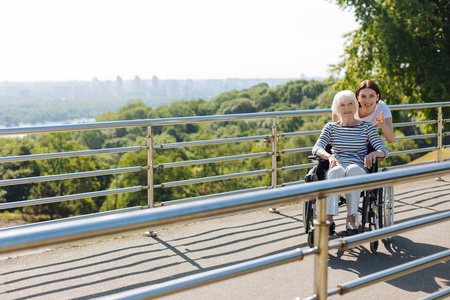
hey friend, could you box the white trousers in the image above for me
[326,164,368,216]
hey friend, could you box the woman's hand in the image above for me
[329,154,342,169]
[364,151,379,169]
[375,111,385,126]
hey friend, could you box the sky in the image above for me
[0,0,358,82]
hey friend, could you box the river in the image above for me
[0,118,96,138]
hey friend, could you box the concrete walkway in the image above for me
[1,176,449,300]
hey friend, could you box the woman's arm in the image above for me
[375,110,395,143]
[312,123,341,168]
[366,123,389,168]
[364,150,385,169]
[377,115,395,143]
[316,148,341,169]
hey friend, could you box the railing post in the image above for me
[314,196,329,299]
[145,125,157,237]
[437,106,443,163]
[271,118,278,189]
[147,125,154,208]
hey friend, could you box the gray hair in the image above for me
[331,90,358,119]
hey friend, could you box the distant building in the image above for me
[116,76,123,96]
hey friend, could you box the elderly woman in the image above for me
[313,90,389,236]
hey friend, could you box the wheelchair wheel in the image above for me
[370,241,379,253]
[302,200,316,234]
[369,224,379,253]
[382,185,395,244]
[383,185,394,227]
[307,229,314,248]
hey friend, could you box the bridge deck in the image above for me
[1,176,449,300]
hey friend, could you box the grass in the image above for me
[409,148,450,164]
[0,210,22,221]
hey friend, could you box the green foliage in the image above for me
[21,133,110,221]
[0,138,39,204]
[2,77,436,221]
[333,0,449,111]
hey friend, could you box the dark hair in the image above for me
[355,80,381,102]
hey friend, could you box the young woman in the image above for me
[314,90,389,236]
[333,80,395,143]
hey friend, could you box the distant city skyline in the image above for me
[0,0,357,82]
[0,76,306,103]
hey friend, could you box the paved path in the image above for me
[1,176,449,300]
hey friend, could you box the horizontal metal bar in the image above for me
[0,186,145,210]
[385,160,437,170]
[157,152,271,169]
[0,205,146,232]
[0,146,145,164]
[0,162,448,255]
[155,169,271,188]
[388,102,450,111]
[0,109,334,136]
[278,180,304,187]
[328,211,450,251]
[417,286,450,300]
[0,166,148,187]
[337,249,450,295]
[279,147,313,154]
[1,103,447,137]
[100,247,319,300]
[156,186,271,206]
[392,134,437,141]
[393,120,437,127]
[278,163,317,172]
[444,131,450,136]
[154,135,270,149]
[278,130,322,138]
[389,147,437,157]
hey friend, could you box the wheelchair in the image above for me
[302,145,394,253]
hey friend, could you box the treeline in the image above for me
[0,97,174,127]
[0,79,420,221]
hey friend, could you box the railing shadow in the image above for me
[328,236,449,294]
[1,209,309,299]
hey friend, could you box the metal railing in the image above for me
[0,163,449,299]
[0,102,448,216]
[0,102,449,299]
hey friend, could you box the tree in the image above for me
[333,0,449,111]
[23,133,110,220]
[0,138,39,204]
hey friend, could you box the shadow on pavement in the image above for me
[328,236,449,294]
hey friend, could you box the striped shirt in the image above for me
[312,122,389,170]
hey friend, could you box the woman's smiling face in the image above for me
[358,88,379,114]
[338,98,357,119]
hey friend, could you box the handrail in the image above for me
[0,102,448,136]
[0,146,145,163]
[335,249,450,296]
[0,166,148,187]
[156,152,271,169]
[1,162,448,253]
[0,101,448,222]
[0,100,448,300]
[154,169,271,188]
[0,163,449,300]
[0,186,145,210]
[98,212,450,300]
[99,247,320,300]
[153,135,270,149]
